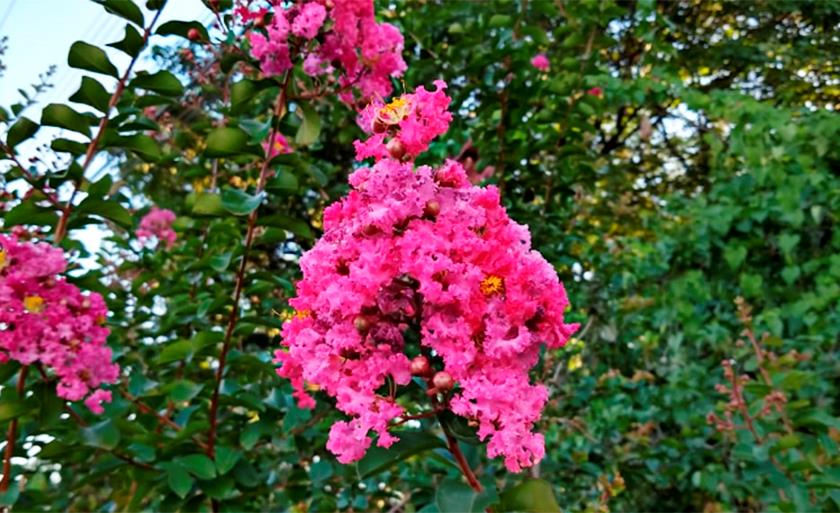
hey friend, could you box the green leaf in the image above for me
[51,138,87,155]
[6,117,39,148]
[75,197,133,228]
[723,245,747,270]
[157,340,194,365]
[95,0,145,26]
[310,459,333,484]
[167,379,204,402]
[0,396,38,423]
[499,479,561,513]
[294,104,321,146]
[87,174,114,199]
[258,213,312,239]
[41,103,93,137]
[81,419,121,450]
[205,127,249,157]
[165,462,194,498]
[156,20,209,40]
[4,199,58,228]
[266,169,299,194]
[230,79,258,114]
[115,133,162,162]
[215,446,242,475]
[130,70,184,97]
[0,487,20,507]
[69,76,111,113]
[488,14,512,28]
[175,454,217,480]
[356,431,446,478]
[191,192,225,216]
[221,187,262,216]
[108,24,145,57]
[68,41,118,78]
[209,252,232,272]
[436,481,499,513]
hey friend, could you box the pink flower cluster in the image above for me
[531,53,550,72]
[354,80,453,162]
[136,207,177,249]
[240,0,406,103]
[0,235,119,414]
[276,83,577,472]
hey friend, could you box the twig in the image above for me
[53,7,166,244]
[0,366,29,492]
[206,70,292,462]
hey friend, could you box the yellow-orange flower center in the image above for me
[377,96,411,125]
[24,295,45,313]
[480,275,504,296]
[0,249,6,270]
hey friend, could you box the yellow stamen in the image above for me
[0,249,6,270]
[377,96,411,125]
[23,295,45,313]
[480,275,504,296]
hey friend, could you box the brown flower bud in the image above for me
[432,371,454,391]
[354,316,371,333]
[187,28,201,41]
[423,200,441,218]
[410,355,431,376]
[386,138,406,160]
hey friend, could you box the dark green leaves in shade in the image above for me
[130,70,184,97]
[5,117,39,148]
[68,41,118,78]
[205,127,249,157]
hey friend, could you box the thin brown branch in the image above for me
[439,415,483,493]
[53,7,166,244]
[1,366,29,493]
[206,71,292,463]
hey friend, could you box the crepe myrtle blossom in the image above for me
[531,53,550,71]
[136,206,177,250]
[239,0,406,103]
[275,82,578,472]
[354,80,453,162]
[0,235,119,413]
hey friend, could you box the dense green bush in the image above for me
[0,0,838,511]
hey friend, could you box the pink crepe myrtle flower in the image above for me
[586,86,604,98]
[354,80,453,162]
[291,2,327,39]
[137,206,177,250]
[0,235,119,413]
[238,0,406,103]
[263,133,293,159]
[531,53,550,72]
[275,82,578,473]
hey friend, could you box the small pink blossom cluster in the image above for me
[239,0,406,103]
[276,83,577,472]
[136,207,177,250]
[0,235,118,414]
[354,80,453,162]
[531,53,550,72]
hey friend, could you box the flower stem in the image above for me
[205,73,291,513]
[53,7,165,244]
[1,366,28,493]
[438,414,483,493]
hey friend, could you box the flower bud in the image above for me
[386,138,406,160]
[410,355,431,376]
[423,200,441,218]
[432,371,454,391]
[354,315,371,333]
[187,28,201,41]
